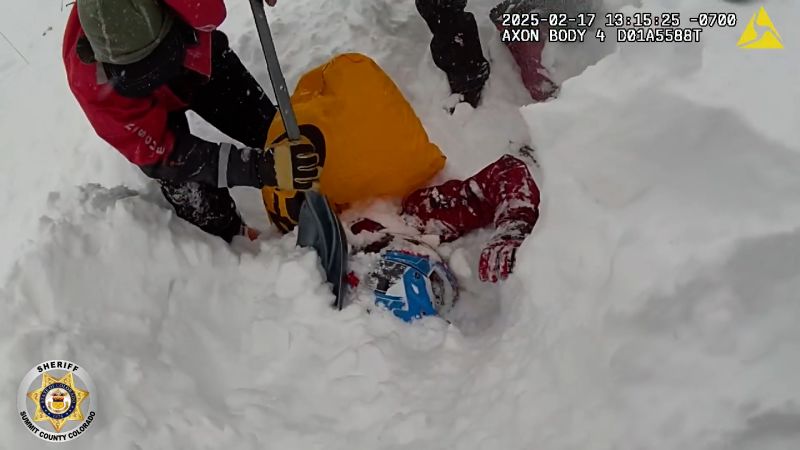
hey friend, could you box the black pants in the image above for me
[415,0,490,94]
[160,31,276,242]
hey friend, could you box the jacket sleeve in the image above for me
[141,133,272,188]
[73,83,177,167]
[70,77,268,188]
[401,155,540,242]
[163,0,227,31]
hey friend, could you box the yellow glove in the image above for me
[260,125,324,190]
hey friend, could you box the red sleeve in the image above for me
[401,155,540,242]
[77,88,177,166]
[163,0,227,31]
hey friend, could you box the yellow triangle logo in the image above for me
[737,7,783,49]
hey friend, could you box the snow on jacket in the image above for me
[402,154,540,243]
[346,155,540,285]
[63,1,226,167]
[352,155,540,248]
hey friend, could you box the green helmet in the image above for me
[77,0,174,65]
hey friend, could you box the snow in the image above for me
[2,0,800,449]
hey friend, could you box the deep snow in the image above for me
[2,0,800,449]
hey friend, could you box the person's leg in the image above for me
[490,0,557,102]
[190,30,277,149]
[415,0,490,107]
[159,179,245,242]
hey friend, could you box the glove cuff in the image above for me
[259,147,278,187]
[221,144,276,188]
[217,143,233,188]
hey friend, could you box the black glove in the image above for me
[142,136,271,189]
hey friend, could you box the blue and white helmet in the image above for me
[369,238,459,322]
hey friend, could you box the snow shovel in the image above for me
[297,192,349,310]
[249,0,348,310]
[248,0,300,140]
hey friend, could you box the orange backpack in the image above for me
[262,53,446,232]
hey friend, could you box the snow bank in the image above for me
[2,0,800,449]
[0,183,477,450]
[515,1,800,448]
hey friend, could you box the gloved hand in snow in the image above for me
[479,235,523,283]
[265,0,278,6]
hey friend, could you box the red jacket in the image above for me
[63,1,226,167]
[401,154,540,242]
[353,155,540,243]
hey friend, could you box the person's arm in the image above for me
[140,132,268,188]
[142,128,323,191]
[79,92,259,186]
[401,155,540,282]
[477,156,540,282]
[76,85,320,190]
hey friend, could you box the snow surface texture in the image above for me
[2,0,800,449]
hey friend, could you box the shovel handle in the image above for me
[249,0,301,142]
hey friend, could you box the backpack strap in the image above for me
[75,35,109,85]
